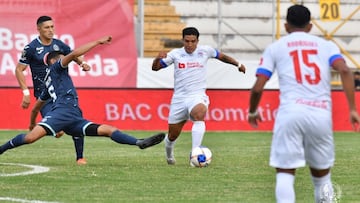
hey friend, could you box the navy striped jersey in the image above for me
[19,37,71,98]
[39,60,79,109]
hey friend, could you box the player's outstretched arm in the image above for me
[61,36,112,67]
[73,56,91,71]
[217,52,246,74]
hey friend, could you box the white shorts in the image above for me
[270,104,334,169]
[168,94,210,124]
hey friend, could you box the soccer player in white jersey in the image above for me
[152,27,246,166]
[248,5,360,203]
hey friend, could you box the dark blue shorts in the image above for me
[39,98,53,118]
[38,106,92,137]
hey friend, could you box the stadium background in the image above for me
[0,0,359,131]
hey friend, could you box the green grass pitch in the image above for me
[0,130,360,202]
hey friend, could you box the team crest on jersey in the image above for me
[53,44,60,51]
[36,47,44,54]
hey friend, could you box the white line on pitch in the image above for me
[0,163,50,177]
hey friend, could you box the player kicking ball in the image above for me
[0,36,165,157]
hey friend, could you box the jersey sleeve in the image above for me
[160,50,176,68]
[327,42,344,66]
[203,45,219,58]
[19,44,33,65]
[58,59,68,70]
[56,40,72,55]
[255,45,274,79]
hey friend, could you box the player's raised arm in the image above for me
[61,36,112,67]
[217,52,246,73]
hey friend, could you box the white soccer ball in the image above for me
[190,146,212,167]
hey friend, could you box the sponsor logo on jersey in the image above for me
[36,46,44,54]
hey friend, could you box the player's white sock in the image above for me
[275,172,295,203]
[191,121,205,149]
[165,135,175,159]
[311,173,333,203]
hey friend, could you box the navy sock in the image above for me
[0,134,27,154]
[72,136,84,160]
[110,130,137,145]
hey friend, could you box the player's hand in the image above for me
[157,51,167,59]
[29,123,35,131]
[350,110,360,132]
[80,62,91,71]
[98,36,112,44]
[238,64,246,74]
[21,95,31,109]
[152,52,167,71]
[248,111,261,128]
[55,131,65,138]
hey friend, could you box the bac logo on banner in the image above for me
[0,0,137,88]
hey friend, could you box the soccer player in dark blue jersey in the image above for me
[1,36,165,156]
[15,16,89,164]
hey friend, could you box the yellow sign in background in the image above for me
[319,0,341,21]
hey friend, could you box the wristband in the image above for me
[248,111,258,118]
[22,89,30,96]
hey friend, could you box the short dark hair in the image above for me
[182,27,200,39]
[286,4,311,28]
[46,51,63,66]
[37,16,52,25]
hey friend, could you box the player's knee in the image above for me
[310,168,330,177]
[85,124,100,136]
[168,129,182,141]
[190,110,207,120]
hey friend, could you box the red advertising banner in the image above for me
[0,88,357,131]
[0,0,137,88]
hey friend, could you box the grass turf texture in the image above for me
[0,130,359,203]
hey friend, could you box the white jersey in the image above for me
[257,32,344,111]
[160,45,219,97]
[258,32,343,169]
